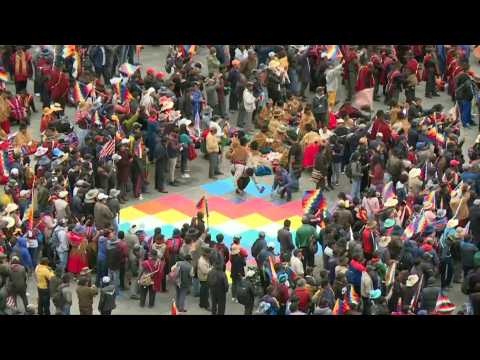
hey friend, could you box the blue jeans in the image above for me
[108,269,121,295]
[176,286,189,311]
[96,259,108,287]
[458,100,472,126]
[28,248,38,268]
[63,305,71,315]
[351,179,362,200]
[57,251,68,272]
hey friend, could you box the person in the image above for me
[172,254,194,313]
[325,62,344,111]
[455,61,476,128]
[153,133,168,193]
[49,267,64,314]
[241,82,256,133]
[294,278,311,314]
[207,262,229,315]
[461,234,479,278]
[94,193,114,230]
[76,277,98,315]
[11,46,33,93]
[311,86,328,127]
[138,249,164,308]
[197,247,212,310]
[272,166,294,202]
[236,269,256,315]
[230,239,246,301]
[206,127,221,179]
[53,273,72,315]
[295,216,318,273]
[35,257,54,315]
[278,219,294,256]
[98,276,116,315]
[290,249,305,278]
[8,256,29,312]
[212,234,229,271]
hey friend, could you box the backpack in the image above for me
[251,239,265,260]
[52,286,66,308]
[50,227,61,251]
[214,243,228,265]
[236,279,250,305]
[345,162,353,179]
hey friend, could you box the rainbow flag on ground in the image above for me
[302,190,327,215]
[0,68,9,82]
[332,298,351,315]
[382,181,395,202]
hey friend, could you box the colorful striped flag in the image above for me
[402,219,417,240]
[434,294,456,315]
[326,45,342,60]
[196,196,209,217]
[415,212,429,235]
[171,300,177,315]
[119,63,139,77]
[0,68,9,82]
[73,81,85,103]
[268,256,277,284]
[99,139,115,159]
[348,286,361,306]
[302,190,327,215]
[382,181,395,202]
[62,45,76,58]
[424,190,436,209]
[332,298,351,315]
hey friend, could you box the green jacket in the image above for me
[123,113,140,132]
[295,224,318,249]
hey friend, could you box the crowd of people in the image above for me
[0,44,480,315]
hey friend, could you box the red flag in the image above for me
[171,300,177,315]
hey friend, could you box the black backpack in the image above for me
[251,239,265,260]
[236,279,250,305]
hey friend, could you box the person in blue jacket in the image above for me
[13,237,33,273]
[272,167,294,202]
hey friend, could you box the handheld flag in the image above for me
[171,300,177,315]
[0,68,9,82]
[326,45,342,60]
[73,81,86,103]
[348,286,361,306]
[269,256,277,284]
[382,181,395,202]
[119,63,139,77]
[99,139,115,159]
[332,298,350,315]
[196,196,208,217]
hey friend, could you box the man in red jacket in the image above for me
[10,46,33,94]
[362,221,378,261]
[370,110,392,145]
[48,64,70,108]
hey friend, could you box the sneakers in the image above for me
[181,173,191,178]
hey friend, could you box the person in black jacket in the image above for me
[153,132,168,193]
[207,263,229,315]
[469,199,480,246]
[455,61,476,128]
[230,240,246,302]
[238,270,256,315]
[311,86,328,128]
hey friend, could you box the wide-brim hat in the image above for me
[161,101,174,111]
[378,236,391,248]
[447,219,459,228]
[406,274,419,287]
[384,198,398,208]
[436,209,447,218]
[58,190,69,199]
[42,107,54,115]
[178,118,192,127]
[1,216,15,229]
[50,103,63,112]
[409,168,421,179]
[85,189,99,203]
[109,189,121,198]
[34,147,49,157]
[4,203,19,213]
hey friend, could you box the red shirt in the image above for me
[370,118,392,143]
[294,287,312,313]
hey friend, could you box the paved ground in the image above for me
[5,45,479,314]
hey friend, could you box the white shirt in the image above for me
[325,63,343,92]
[290,256,304,277]
[243,89,256,113]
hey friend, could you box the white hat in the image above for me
[34,147,49,157]
[121,138,130,145]
[268,51,276,58]
[178,118,192,127]
[378,236,391,248]
[246,270,255,278]
[4,203,19,213]
[406,274,419,287]
[10,168,19,176]
[19,190,30,197]
[97,193,109,201]
[58,191,69,199]
[384,198,398,208]
[102,276,111,284]
[112,153,122,161]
